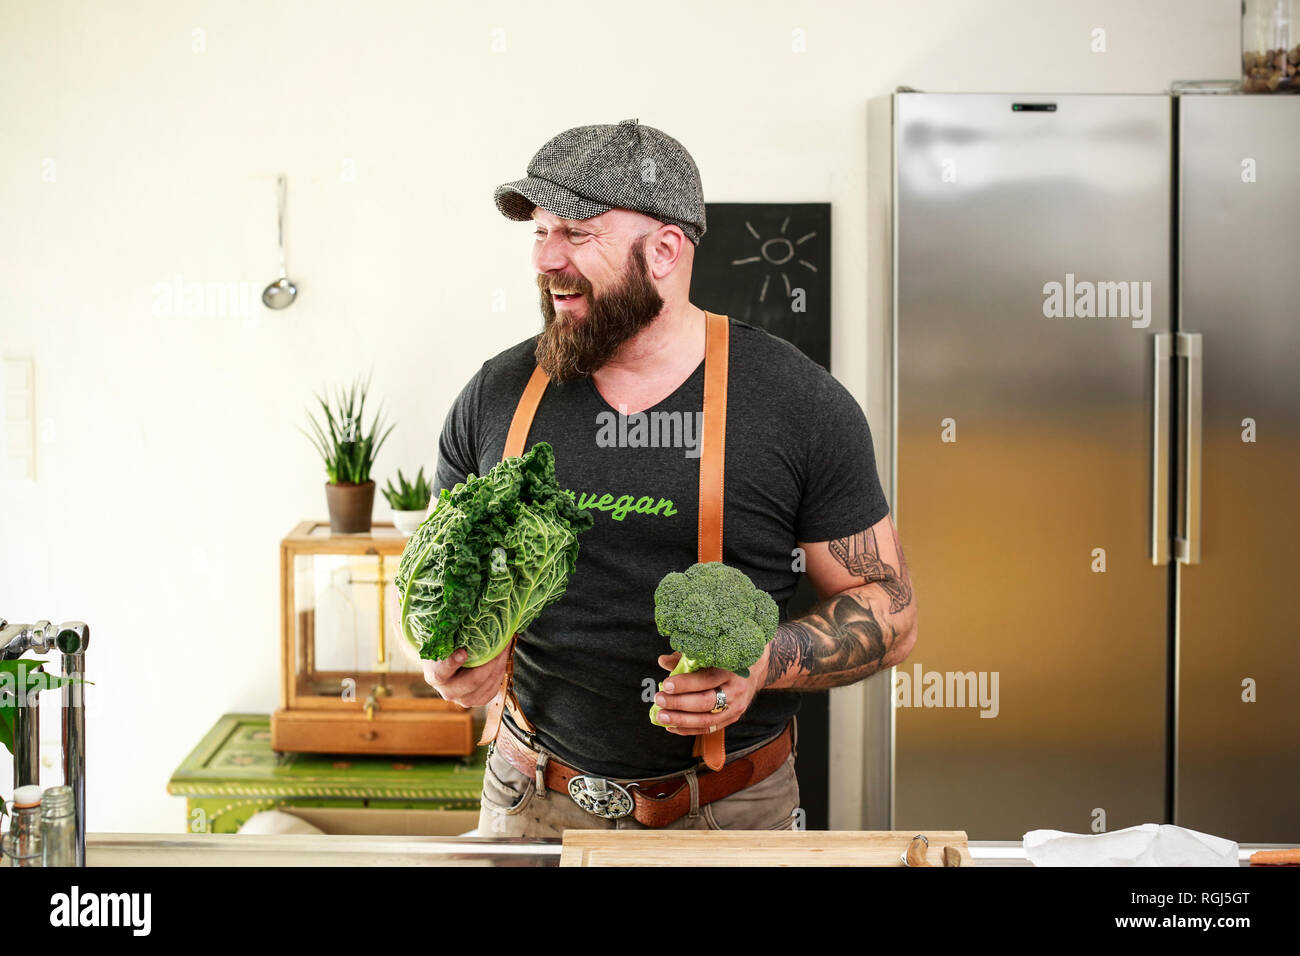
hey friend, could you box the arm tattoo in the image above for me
[763,591,893,690]
[763,523,915,690]
[764,622,814,687]
[827,524,913,613]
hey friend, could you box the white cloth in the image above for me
[236,810,326,835]
[1023,823,1238,866]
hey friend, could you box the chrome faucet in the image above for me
[0,618,88,866]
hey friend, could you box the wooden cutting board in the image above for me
[559,830,971,867]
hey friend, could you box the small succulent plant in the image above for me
[382,466,432,511]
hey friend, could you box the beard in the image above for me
[534,238,665,383]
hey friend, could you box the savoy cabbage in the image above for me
[394,442,593,665]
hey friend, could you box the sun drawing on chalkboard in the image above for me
[729,216,818,304]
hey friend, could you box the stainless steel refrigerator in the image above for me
[871,91,1300,842]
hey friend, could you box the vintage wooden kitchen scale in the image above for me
[271,520,474,756]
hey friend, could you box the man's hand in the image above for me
[390,580,509,708]
[422,647,509,708]
[651,646,771,734]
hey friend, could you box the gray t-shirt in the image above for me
[434,315,890,778]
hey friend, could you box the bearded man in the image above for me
[424,118,916,836]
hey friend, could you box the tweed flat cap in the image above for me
[494,118,706,244]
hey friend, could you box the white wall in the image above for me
[0,0,1240,832]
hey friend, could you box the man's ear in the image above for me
[645,224,690,280]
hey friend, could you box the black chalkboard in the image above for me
[692,201,834,829]
[690,202,832,370]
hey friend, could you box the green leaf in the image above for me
[0,659,92,758]
[353,378,368,444]
[0,699,12,756]
[357,435,374,483]
[317,393,340,443]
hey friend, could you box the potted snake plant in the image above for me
[383,466,433,536]
[301,375,394,533]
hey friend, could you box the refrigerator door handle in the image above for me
[1175,332,1204,565]
[1152,333,1173,565]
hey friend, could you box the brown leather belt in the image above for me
[492,720,794,828]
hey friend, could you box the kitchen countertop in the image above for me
[83,833,1289,867]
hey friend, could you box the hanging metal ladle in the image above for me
[262,173,298,309]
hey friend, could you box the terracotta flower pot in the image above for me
[325,480,375,533]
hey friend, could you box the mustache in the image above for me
[537,274,592,296]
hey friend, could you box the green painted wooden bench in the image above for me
[167,713,486,833]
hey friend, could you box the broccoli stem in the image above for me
[648,655,698,727]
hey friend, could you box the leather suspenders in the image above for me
[477,309,731,772]
[475,362,551,749]
[693,310,729,771]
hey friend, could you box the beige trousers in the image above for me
[477,717,802,837]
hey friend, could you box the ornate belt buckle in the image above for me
[568,775,635,819]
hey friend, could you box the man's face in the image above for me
[531,210,665,383]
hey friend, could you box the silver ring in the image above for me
[710,689,728,714]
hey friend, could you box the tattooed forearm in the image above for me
[760,519,916,691]
[827,525,913,614]
[764,621,814,686]
[763,586,907,691]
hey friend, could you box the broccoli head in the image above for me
[649,561,780,727]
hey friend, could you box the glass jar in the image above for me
[2,786,43,866]
[41,786,76,867]
[1242,0,1300,92]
